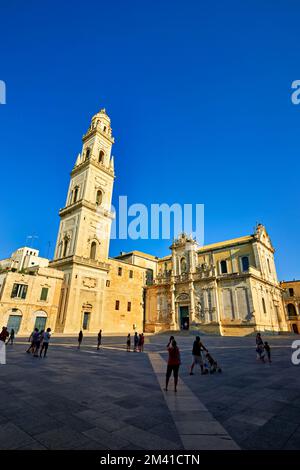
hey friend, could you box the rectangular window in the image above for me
[262,297,267,314]
[118,267,122,276]
[129,270,133,279]
[106,280,110,287]
[115,300,120,310]
[146,269,154,285]
[289,288,294,297]
[127,301,131,312]
[40,287,49,301]
[11,283,28,299]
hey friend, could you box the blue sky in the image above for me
[0,0,299,280]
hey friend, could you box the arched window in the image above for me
[287,303,297,318]
[241,256,249,272]
[73,186,79,203]
[85,148,91,160]
[96,190,102,205]
[99,150,104,163]
[63,238,69,257]
[90,241,97,260]
[220,260,228,274]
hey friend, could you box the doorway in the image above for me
[7,315,22,334]
[179,306,189,330]
[292,323,299,334]
[34,316,47,331]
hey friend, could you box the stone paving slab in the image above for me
[148,352,239,450]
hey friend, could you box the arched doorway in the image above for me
[287,303,297,318]
[6,309,22,334]
[33,310,47,331]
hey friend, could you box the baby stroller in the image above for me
[204,351,222,374]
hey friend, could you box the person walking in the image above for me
[97,329,102,350]
[256,333,265,363]
[138,334,142,352]
[133,332,139,352]
[33,329,43,357]
[126,333,131,352]
[7,328,15,345]
[40,328,51,358]
[0,327,9,365]
[0,327,9,343]
[190,336,208,375]
[78,330,83,349]
[264,341,271,363]
[165,339,181,392]
[26,329,36,354]
[139,333,145,352]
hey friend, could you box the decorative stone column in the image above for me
[172,251,177,276]
[170,281,176,329]
[203,289,210,323]
[213,282,221,324]
[189,280,195,323]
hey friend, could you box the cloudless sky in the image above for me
[0,0,299,280]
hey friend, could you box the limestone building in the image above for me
[0,266,63,335]
[145,227,288,335]
[280,280,300,334]
[0,247,49,272]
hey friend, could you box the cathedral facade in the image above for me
[144,229,287,335]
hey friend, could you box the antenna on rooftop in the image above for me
[26,234,39,247]
[46,241,51,259]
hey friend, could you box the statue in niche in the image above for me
[181,257,187,273]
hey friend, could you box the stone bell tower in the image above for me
[50,108,115,333]
[53,108,115,262]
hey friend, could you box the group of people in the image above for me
[26,328,52,358]
[77,329,102,350]
[165,333,271,392]
[165,335,221,392]
[1,324,272,376]
[126,332,144,352]
[77,330,146,353]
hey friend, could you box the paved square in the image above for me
[0,333,299,450]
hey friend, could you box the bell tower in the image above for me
[50,108,115,333]
[53,108,115,262]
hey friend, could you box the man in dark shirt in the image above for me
[190,336,208,375]
[0,326,9,343]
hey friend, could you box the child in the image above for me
[264,342,271,363]
[205,351,222,373]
